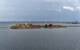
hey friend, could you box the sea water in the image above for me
[0,22,80,50]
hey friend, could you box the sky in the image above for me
[0,0,80,22]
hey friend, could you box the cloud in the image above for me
[62,6,80,11]
[63,6,74,11]
[76,6,80,10]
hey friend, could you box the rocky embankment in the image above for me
[10,24,66,29]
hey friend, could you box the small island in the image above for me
[10,23,66,29]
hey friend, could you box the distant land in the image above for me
[0,21,79,24]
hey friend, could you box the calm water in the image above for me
[0,22,80,50]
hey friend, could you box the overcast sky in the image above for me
[0,0,80,22]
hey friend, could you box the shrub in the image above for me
[10,26,17,29]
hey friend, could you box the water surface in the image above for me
[0,22,80,50]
